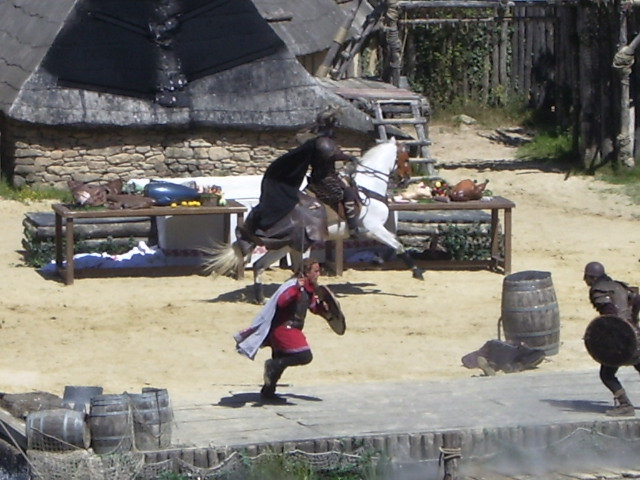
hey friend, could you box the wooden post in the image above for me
[499,5,509,90]
[384,0,403,86]
[316,1,361,78]
[613,7,640,168]
[440,432,462,480]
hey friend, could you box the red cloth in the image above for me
[266,279,326,354]
[269,325,310,353]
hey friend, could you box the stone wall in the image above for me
[1,122,369,189]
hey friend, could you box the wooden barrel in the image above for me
[128,388,172,450]
[584,315,640,366]
[26,409,90,451]
[62,385,103,413]
[501,270,560,355]
[88,394,133,454]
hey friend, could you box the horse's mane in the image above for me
[359,138,397,165]
[358,138,397,170]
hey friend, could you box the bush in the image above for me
[0,177,71,202]
[439,223,498,261]
[22,233,138,268]
[516,128,574,165]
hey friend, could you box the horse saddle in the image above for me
[305,175,361,221]
[240,192,328,251]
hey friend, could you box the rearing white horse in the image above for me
[203,138,424,303]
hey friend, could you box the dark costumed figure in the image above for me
[233,259,345,401]
[583,261,640,416]
[240,127,361,252]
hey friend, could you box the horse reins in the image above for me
[351,162,392,183]
[346,152,399,206]
[358,185,388,205]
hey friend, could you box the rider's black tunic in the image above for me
[254,135,342,230]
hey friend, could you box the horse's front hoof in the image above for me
[412,268,425,280]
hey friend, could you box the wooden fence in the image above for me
[396,1,638,168]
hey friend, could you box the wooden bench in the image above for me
[24,211,153,249]
[326,196,514,275]
[52,201,247,285]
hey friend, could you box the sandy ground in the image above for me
[0,124,639,405]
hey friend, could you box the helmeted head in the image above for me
[315,136,340,162]
[583,261,605,285]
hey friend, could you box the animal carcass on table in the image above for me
[449,179,489,202]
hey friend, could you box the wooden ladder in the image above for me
[372,98,436,177]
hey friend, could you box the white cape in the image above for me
[233,278,298,360]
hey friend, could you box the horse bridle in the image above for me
[346,155,400,206]
[350,158,397,183]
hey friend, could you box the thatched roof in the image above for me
[254,0,373,57]
[0,0,374,133]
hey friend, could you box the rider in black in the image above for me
[251,120,361,236]
[306,136,362,236]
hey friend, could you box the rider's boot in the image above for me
[344,201,365,236]
[606,389,635,416]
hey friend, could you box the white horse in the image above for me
[203,138,424,303]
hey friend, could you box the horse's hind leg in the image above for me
[252,247,291,304]
[367,225,424,280]
[397,250,424,280]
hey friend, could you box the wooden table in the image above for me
[328,195,514,276]
[53,200,247,285]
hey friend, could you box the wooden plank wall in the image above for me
[401,2,628,168]
[510,4,621,169]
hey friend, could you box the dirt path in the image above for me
[0,123,638,404]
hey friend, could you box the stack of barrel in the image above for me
[26,387,172,454]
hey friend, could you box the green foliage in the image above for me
[0,177,71,202]
[245,454,315,480]
[439,223,497,261]
[157,472,186,480]
[409,10,515,111]
[431,99,531,128]
[516,128,574,165]
[22,229,56,268]
[595,165,640,204]
[150,450,390,480]
[22,232,137,268]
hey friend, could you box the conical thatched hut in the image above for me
[0,0,378,188]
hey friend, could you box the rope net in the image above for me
[25,425,640,479]
[28,450,144,480]
[27,448,371,480]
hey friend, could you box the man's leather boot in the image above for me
[606,389,635,417]
[260,359,278,398]
[344,201,364,236]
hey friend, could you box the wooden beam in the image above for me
[400,18,496,24]
[397,0,586,7]
[398,1,514,8]
[400,16,557,23]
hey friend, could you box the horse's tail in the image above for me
[201,240,249,278]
